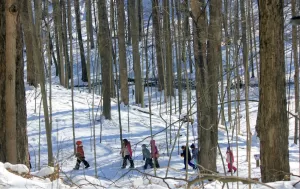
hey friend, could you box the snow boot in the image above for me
[129,160,134,168]
[73,164,80,170]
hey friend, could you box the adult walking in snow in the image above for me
[120,139,134,168]
[226,146,237,173]
[74,140,90,170]
[150,139,160,168]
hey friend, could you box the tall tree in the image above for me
[128,0,143,104]
[192,0,220,172]
[5,0,18,163]
[152,0,164,91]
[256,0,290,182]
[117,0,129,105]
[98,0,112,119]
[53,0,65,86]
[0,0,29,166]
[27,0,53,165]
[292,0,299,144]
[21,0,36,87]
[86,0,94,49]
[74,0,88,82]
[163,0,174,97]
[15,0,28,164]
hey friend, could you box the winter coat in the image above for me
[191,148,198,161]
[142,145,151,159]
[76,145,85,158]
[182,148,192,161]
[150,140,159,158]
[226,150,234,163]
[121,141,133,157]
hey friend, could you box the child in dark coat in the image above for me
[120,139,134,168]
[74,140,90,170]
[142,144,153,169]
[181,145,196,170]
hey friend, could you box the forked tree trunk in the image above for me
[256,0,290,182]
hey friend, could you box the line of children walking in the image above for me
[72,139,237,174]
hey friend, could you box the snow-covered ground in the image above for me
[0,79,300,188]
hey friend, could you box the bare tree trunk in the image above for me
[85,0,92,93]
[53,0,65,86]
[98,0,112,119]
[86,0,94,49]
[117,0,129,105]
[163,0,174,98]
[292,0,299,144]
[74,0,88,82]
[5,0,18,164]
[16,1,29,165]
[67,0,76,154]
[126,0,131,45]
[191,0,207,170]
[21,0,36,87]
[129,0,143,104]
[138,0,142,41]
[256,0,290,182]
[0,0,6,162]
[175,0,182,113]
[61,0,70,86]
[223,0,232,124]
[28,0,53,166]
[152,0,164,91]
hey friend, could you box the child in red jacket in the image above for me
[74,140,90,170]
[120,139,134,168]
[150,139,160,168]
[226,146,237,173]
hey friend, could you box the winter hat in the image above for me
[142,144,146,148]
[190,144,195,149]
[76,141,82,146]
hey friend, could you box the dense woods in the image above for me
[0,0,297,186]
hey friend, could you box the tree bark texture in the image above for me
[152,0,164,91]
[257,0,290,182]
[98,0,112,119]
[117,0,129,105]
[0,0,29,166]
[74,0,88,82]
[5,0,18,164]
[128,0,143,104]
